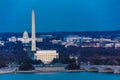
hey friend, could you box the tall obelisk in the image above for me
[31,10,36,51]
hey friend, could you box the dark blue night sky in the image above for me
[0,0,120,32]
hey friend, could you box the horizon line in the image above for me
[0,30,119,33]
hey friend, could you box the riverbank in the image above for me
[15,70,84,73]
[1,65,120,74]
[0,69,119,74]
[0,71,14,74]
[0,70,85,74]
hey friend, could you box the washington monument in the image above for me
[31,10,36,51]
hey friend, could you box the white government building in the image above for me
[18,30,30,43]
[35,50,59,64]
[18,30,43,44]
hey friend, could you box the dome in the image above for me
[23,30,29,39]
[22,30,30,43]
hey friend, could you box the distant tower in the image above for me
[31,10,36,51]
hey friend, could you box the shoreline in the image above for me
[0,70,85,74]
[15,70,83,73]
[0,67,120,74]
[0,70,119,74]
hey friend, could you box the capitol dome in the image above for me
[22,30,30,43]
[23,30,29,39]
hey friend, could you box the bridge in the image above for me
[80,65,120,74]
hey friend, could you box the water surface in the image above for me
[0,72,120,80]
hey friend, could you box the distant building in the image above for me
[81,43,100,48]
[41,35,53,39]
[0,41,4,46]
[18,30,30,44]
[34,50,59,64]
[65,35,81,43]
[93,38,100,42]
[65,42,78,48]
[100,38,112,42]
[104,43,114,48]
[23,30,30,43]
[82,37,92,43]
[18,30,43,44]
[36,38,43,42]
[8,36,17,42]
[115,43,120,49]
[51,40,62,44]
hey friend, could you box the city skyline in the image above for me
[0,0,120,32]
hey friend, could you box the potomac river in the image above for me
[1,72,120,80]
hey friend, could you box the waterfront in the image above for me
[1,72,120,80]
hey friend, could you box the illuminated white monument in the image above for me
[35,50,59,64]
[30,10,59,63]
[31,10,36,51]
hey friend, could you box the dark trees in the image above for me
[19,63,35,71]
